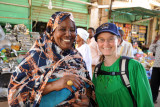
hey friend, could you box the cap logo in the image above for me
[101,23,109,29]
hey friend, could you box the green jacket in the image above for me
[92,57,154,107]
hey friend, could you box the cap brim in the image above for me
[94,30,120,41]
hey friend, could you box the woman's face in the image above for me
[87,29,94,39]
[76,35,83,43]
[97,32,120,56]
[53,17,76,50]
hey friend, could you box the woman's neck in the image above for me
[104,55,120,66]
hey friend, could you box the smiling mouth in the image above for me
[63,39,71,42]
[103,48,111,50]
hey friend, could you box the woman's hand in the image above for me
[42,74,83,95]
[55,74,83,92]
[72,95,89,107]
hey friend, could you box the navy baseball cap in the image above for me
[94,23,120,41]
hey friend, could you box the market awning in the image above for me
[108,7,160,26]
[31,0,90,28]
[0,1,29,27]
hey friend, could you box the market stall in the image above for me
[115,23,147,44]
[132,42,155,80]
[0,23,40,100]
[107,7,159,80]
[108,7,160,46]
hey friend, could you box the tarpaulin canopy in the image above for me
[108,7,160,26]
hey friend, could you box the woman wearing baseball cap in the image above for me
[92,23,153,107]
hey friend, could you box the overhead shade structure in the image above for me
[31,0,90,28]
[108,7,160,26]
[0,0,29,27]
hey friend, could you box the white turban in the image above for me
[77,28,89,42]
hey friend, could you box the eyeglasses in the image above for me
[97,36,117,43]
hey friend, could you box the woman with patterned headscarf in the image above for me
[8,12,95,107]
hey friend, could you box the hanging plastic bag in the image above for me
[0,88,8,97]
[0,25,5,41]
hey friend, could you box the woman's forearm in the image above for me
[42,81,60,95]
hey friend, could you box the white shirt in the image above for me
[117,40,134,57]
[89,38,102,65]
[149,40,160,67]
[76,43,92,79]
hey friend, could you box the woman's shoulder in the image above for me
[129,58,141,64]
[128,58,144,70]
[123,58,139,67]
[119,56,142,68]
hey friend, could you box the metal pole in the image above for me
[108,0,114,19]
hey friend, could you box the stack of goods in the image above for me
[30,32,40,43]
[12,24,31,51]
[0,23,40,74]
[6,23,40,52]
[142,52,155,79]
[114,22,132,42]
[132,25,139,33]
[0,24,40,99]
[132,25,139,43]
[0,25,14,99]
[137,53,154,70]
[0,24,18,74]
[138,26,146,41]
[144,52,155,68]
[114,23,147,44]
[124,24,132,42]
[133,42,155,79]
[133,42,153,68]
[134,52,155,79]
[115,22,123,28]
[17,33,33,51]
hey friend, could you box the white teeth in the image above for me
[104,48,110,50]
[63,40,70,42]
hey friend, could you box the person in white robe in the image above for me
[76,28,92,79]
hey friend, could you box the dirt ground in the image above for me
[0,101,8,107]
[0,93,160,107]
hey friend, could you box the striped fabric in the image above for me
[8,12,94,107]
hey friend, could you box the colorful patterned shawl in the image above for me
[8,12,94,107]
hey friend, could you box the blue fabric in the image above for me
[39,79,76,107]
[146,70,151,79]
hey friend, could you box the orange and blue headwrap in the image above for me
[46,11,75,38]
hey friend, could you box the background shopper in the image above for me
[149,34,160,104]
[117,28,134,57]
[76,28,92,79]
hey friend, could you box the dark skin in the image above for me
[153,34,160,44]
[52,17,76,50]
[87,29,94,39]
[42,17,89,107]
[76,35,85,48]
